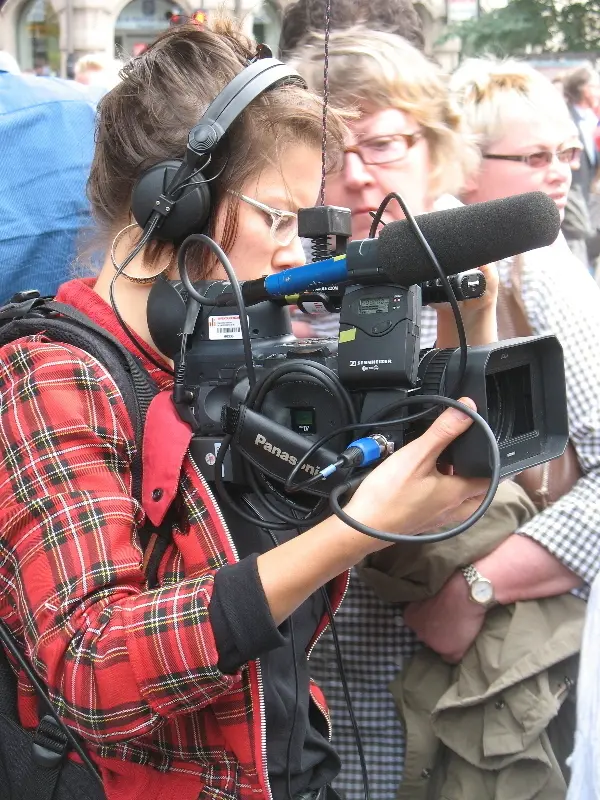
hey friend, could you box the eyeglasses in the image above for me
[343,131,424,166]
[483,146,582,169]
[229,191,298,246]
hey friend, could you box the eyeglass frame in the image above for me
[483,146,582,169]
[342,130,424,166]
[228,191,298,246]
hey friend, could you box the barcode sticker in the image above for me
[208,315,243,340]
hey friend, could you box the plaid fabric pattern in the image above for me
[312,237,600,800]
[0,280,345,800]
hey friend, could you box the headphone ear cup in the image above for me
[131,159,212,244]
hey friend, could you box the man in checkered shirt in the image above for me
[290,30,600,800]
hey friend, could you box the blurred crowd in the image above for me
[1,1,600,799]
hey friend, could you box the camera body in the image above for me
[147,274,569,493]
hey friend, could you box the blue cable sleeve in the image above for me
[344,437,382,466]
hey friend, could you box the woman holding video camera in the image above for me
[0,21,493,800]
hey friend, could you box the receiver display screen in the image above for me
[358,297,390,315]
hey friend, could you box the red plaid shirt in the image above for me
[0,278,347,800]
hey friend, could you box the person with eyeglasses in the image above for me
[417,54,600,784]
[452,61,583,219]
[288,29,495,345]
[288,28,502,800]
[290,35,600,800]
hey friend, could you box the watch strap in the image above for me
[461,564,482,586]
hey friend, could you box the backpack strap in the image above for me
[0,298,158,504]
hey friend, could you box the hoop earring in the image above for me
[111,223,171,285]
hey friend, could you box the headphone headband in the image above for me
[187,59,307,159]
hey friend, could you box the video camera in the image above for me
[147,191,569,524]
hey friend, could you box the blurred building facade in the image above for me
[0,0,460,78]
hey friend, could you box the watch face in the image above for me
[471,578,494,605]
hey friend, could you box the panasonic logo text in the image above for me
[254,434,319,475]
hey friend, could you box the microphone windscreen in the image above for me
[377,191,561,286]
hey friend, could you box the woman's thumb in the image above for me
[420,397,477,458]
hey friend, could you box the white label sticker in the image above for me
[301,301,328,315]
[208,315,242,340]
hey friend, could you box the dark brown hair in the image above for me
[563,63,598,106]
[278,0,425,59]
[88,19,346,277]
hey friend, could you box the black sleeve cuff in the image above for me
[209,553,286,674]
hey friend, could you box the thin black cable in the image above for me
[284,396,500,535]
[245,464,329,527]
[285,610,300,800]
[318,0,332,206]
[320,588,370,800]
[0,620,103,785]
[109,214,175,375]
[328,396,500,544]
[368,196,390,239]
[284,395,433,494]
[177,234,256,387]
[368,192,467,397]
[252,468,323,514]
[368,210,386,230]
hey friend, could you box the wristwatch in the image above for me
[461,565,497,607]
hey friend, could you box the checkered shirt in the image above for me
[311,235,600,800]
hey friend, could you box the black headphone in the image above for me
[130,56,307,245]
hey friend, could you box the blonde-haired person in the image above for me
[74,52,122,91]
[289,29,500,800]
[291,28,475,238]
[398,53,600,771]
[288,27,493,347]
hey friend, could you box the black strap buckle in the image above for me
[0,291,47,321]
[32,715,69,769]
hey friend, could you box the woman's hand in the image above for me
[257,397,490,624]
[292,317,316,338]
[433,263,499,348]
[345,397,490,551]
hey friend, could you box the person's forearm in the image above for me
[436,309,498,348]
[473,534,583,605]
[257,515,376,625]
